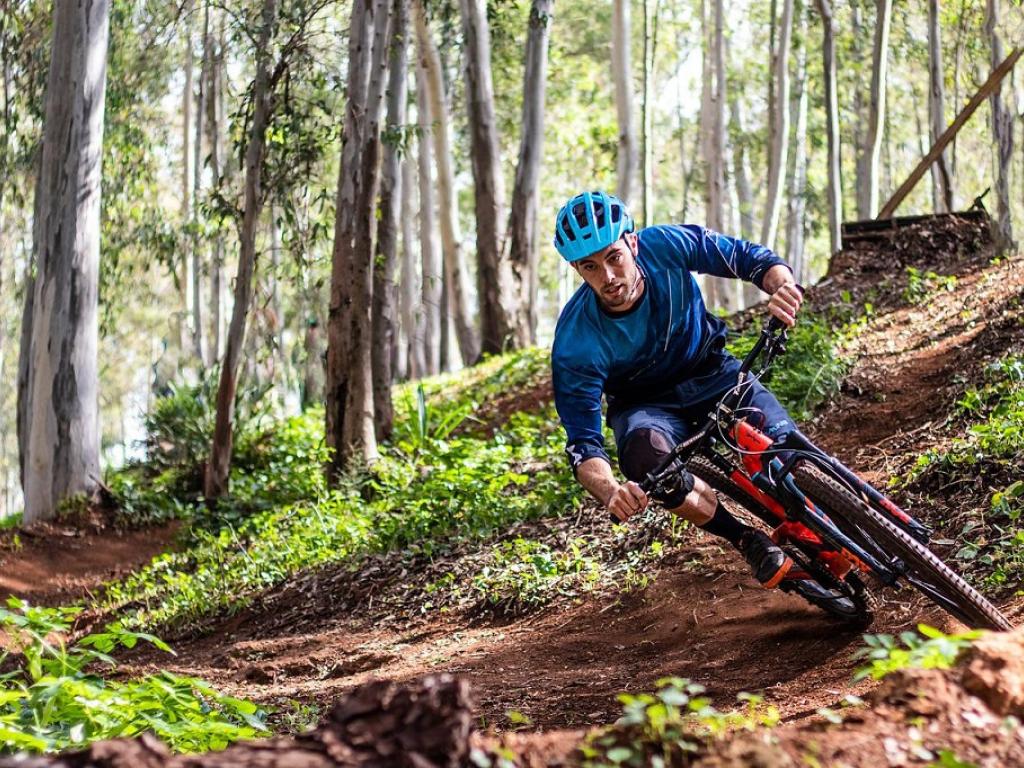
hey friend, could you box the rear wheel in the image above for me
[791,462,1013,632]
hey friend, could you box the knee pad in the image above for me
[619,427,694,508]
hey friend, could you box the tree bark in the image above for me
[23,0,111,523]
[372,0,409,441]
[928,0,953,212]
[612,0,636,203]
[761,0,792,249]
[206,9,227,361]
[857,0,891,219]
[414,60,441,376]
[729,95,755,241]
[785,2,808,282]
[460,0,517,356]
[401,153,425,379]
[506,0,552,347]
[814,0,842,253]
[326,0,391,478]
[413,0,476,365]
[191,1,209,365]
[180,1,194,355]
[986,0,1014,250]
[203,0,276,501]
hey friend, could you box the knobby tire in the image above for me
[791,462,1013,632]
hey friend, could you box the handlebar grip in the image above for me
[609,512,622,525]
[767,315,786,333]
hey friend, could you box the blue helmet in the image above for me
[553,191,635,262]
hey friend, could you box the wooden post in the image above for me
[877,46,1022,219]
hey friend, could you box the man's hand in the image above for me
[763,265,803,328]
[607,480,649,522]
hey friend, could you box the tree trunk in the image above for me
[460,0,517,356]
[641,0,654,227]
[180,2,194,355]
[928,0,953,213]
[413,0,476,365]
[401,154,425,379]
[699,0,725,232]
[785,2,808,282]
[506,0,552,347]
[729,95,755,241]
[857,0,891,219]
[612,0,636,203]
[326,0,391,478]
[191,1,209,365]
[204,0,276,501]
[814,0,842,254]
[986,0,1014,250]
[206,9,227,361]
[761,0,792,249]
[372,0,409,441]
[23,0,111,524]
[415,61,441,377]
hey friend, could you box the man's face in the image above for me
[572,232,642,311]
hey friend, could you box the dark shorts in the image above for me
[608,352,794,485]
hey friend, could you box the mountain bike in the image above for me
[633,317,1013,631]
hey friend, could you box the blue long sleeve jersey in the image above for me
[551,224,789,471]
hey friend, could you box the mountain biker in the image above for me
[551,190,805,588]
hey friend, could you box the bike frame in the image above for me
[638,319,933,590]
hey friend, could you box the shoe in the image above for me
[738,529,793,589]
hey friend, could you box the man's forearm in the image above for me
[575,457,619,507]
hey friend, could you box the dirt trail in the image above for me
[0,522,179,605]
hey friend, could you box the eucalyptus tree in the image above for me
[413,0,476,365]
[414,60,442,376]
[785,1,808,281]
[21,0,111,523]
[761,0,792,250]
[507,0,553,344]
[985,0,1013,248]
[372,0,410,440]
[857,0,891,219]
[612,0,636,203]
[206,0,337,499]
[814,0,841,253]
[928,0,952,212]
[459,0,513,356]
[326,0,391,474]
[205,0,277,501]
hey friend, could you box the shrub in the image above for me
[852,624,980,681]
[0,598,266,754]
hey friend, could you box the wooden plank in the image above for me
[876,46,1022,220]
[842,210,987,248]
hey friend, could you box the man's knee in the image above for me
[619,427,694,508]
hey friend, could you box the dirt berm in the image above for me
[4,628,1023,767]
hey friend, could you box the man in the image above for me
[551,190,804,587]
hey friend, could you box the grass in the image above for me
[101,349,581,633]
[852,625,980,682]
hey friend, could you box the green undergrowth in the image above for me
[852,624,980,682]
[102,348,581,632]
[450,513,685,615]
[910,355,1024,481]
[727,307,864,422]
[0,599,265,754]
[904,355,1024,592]
[578,678,779,768]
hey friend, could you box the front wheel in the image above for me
[791,462,1013,632]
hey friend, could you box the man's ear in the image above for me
[626,231,639,255]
